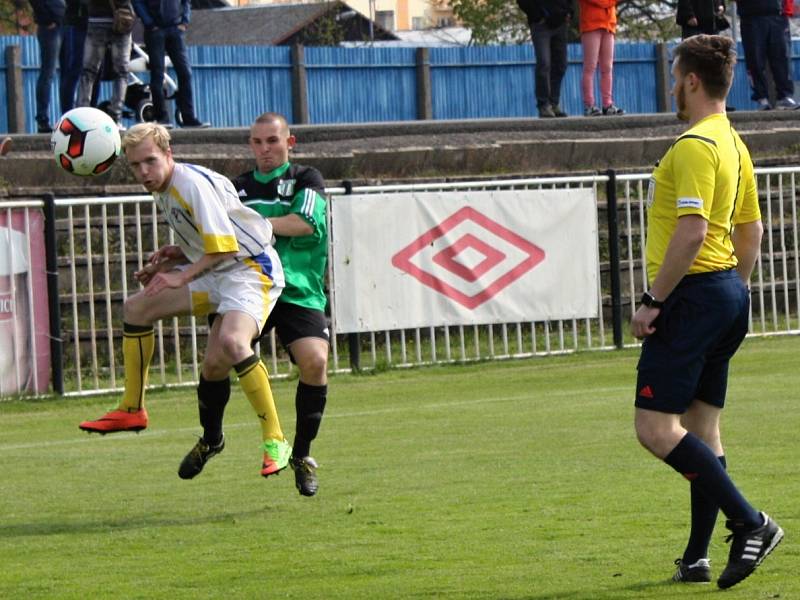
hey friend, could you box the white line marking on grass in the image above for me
[325,385,628,418]
[0,385,629,451]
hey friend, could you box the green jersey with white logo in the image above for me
[233,163,328,311]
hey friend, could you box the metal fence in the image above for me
[1,166,799,399]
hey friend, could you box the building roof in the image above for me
[186,1,398,46]
[343,26,473,47]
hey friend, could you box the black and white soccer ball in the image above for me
[51,107,121,177]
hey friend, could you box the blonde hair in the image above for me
[122,122,172,153]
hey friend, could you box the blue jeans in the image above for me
[35,24,62,127]
[77,24,131,120]
[59,24,87,113]
[144,26,198,122]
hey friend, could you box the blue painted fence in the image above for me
[1,36,797,133]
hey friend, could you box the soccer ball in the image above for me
[51,107,121,176]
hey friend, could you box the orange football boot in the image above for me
[79,408,149,434]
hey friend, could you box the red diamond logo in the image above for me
[432,233,506,282]
[391,206,545,309]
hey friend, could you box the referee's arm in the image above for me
[731,220,764,284]
[631,214,706,339]
[648,214,708,302]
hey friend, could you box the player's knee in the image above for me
[298,351,328,382]
[635,418,683,458]
[216,330,251,364]
[201,360,229,381]
[693,426,720,449]
[634,416,666,454]
[201,344,231,379]
[123,293,152,325]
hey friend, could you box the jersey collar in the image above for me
[692,112,727,128]
[254,162,291,183]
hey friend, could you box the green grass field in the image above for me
[1,335,797,599]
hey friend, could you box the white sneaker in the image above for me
[757,98,772,110]
[775,97,799,110]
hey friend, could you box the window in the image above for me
[376,10,395,31]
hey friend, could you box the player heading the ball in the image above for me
[79,122,292,480]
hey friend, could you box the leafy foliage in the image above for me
[446,0,681,44]
[0,0,33,35]
[446,0,531,45]
[617,0,680,40]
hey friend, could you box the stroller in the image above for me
[96,42,179,124]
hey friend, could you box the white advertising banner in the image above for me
[331,189,599,333]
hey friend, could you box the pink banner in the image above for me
[0,208,51,395]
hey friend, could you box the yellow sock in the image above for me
[120,323,154,412]
[235,355,284,441]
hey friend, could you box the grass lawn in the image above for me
[0,335,796,599]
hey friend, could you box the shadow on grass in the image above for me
[505,578,683,600]
[0,508,275,538]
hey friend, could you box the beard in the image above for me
[675,83,689,122]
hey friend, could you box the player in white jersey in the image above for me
[79,122,292,480]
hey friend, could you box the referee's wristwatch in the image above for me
[640,291,664,309]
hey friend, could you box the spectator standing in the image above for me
[783,0,795,72]
[737,0,798,109]
[578,0,624,116]
[59,0,89,113]
[516,0,574,118]
[29,0,66,133]
[76,0,134,129]
[676,0,729,38]
[132,0,210,128]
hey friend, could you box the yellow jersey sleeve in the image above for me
[734,155,761,225]
[671,136,718,219]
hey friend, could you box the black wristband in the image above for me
[641,291,664,309]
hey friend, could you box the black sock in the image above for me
[197,375,230,446]
[293,382,327,458]
[683,455,727,564]
[665,433,761,529]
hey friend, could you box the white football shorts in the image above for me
[188,250,284,331]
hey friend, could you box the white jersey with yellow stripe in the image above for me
[154,163,275,268]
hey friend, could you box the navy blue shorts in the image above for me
[635,269,750,414]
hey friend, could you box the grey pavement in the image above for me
[1,110,799,197]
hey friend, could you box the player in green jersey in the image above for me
[231,112,329,496]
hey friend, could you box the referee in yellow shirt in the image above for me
[631,35,783,590]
